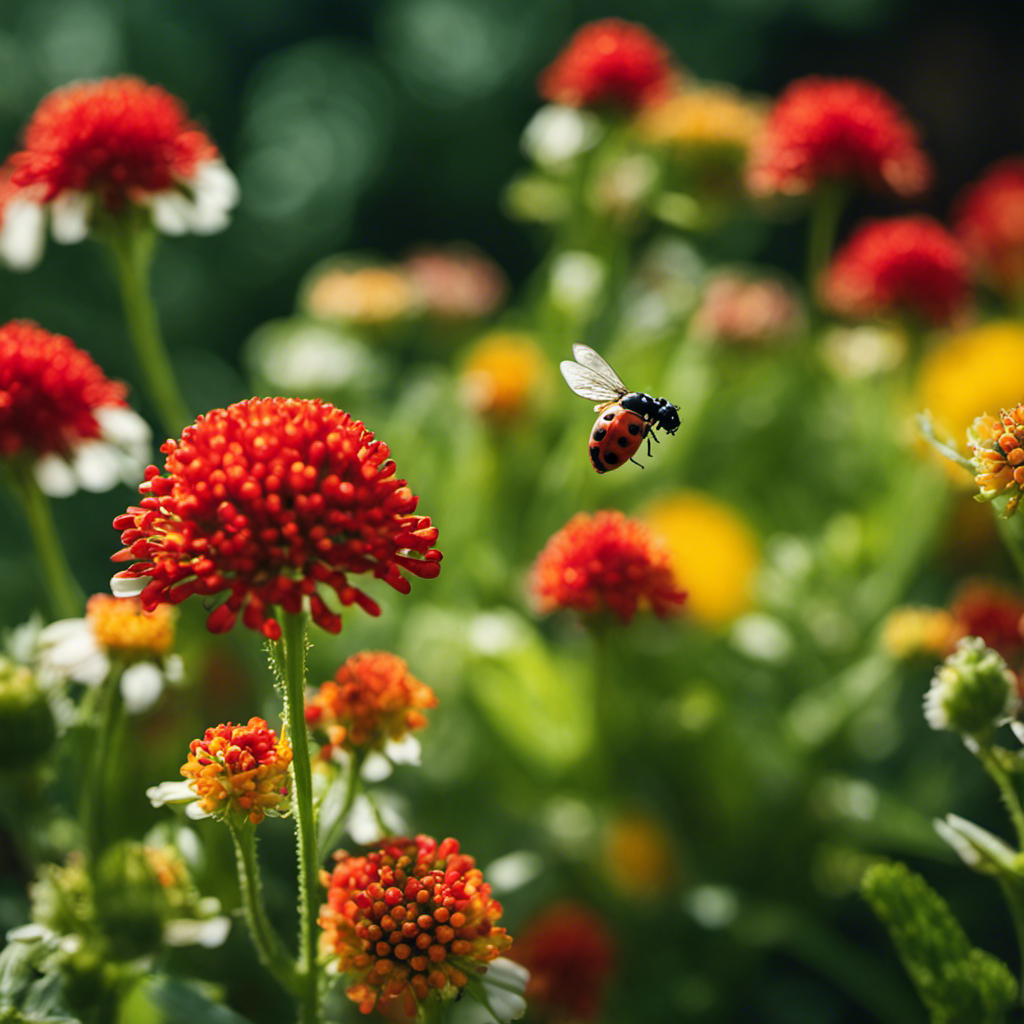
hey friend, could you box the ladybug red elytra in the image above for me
[560,343,680,474]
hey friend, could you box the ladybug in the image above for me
[560,343,680,473]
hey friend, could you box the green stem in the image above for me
[6,461,82,619]
[978,745,1024,850]
[806,184,846,311]
[279,611,321,1024]
[996,872,1024,1002]
[81,661,124,865]
[227,818,298,993]
[996,511,1024,590]
[104,218,191,437]
[318,748,366,860]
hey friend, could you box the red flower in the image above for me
[305,651,437,755]
[531,510,687,623]
[949,579,1024,664]
[538,19,677,113]
[746,76,932,199]
[821,216,970,327]
[1,77,238,268]
[953,158,1024,299]
[111,398,441,640]
[180,716,292,825]
[319,835,511,1019]
[510,902,617,1022]
[0,319,126,460]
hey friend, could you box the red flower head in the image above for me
[1,77,238,269]
[111,397,441,640]
[949,579,1024,665]
[746,76,932,199]
[531,510,687,624]
[305,651,438,756]
[821,216,970,327]
[0,320,150,496]
[180,716,292,825]
[538,19,677,113]
[319,834,512,1019]
[953,158,1024,300]
[510,902,617,1022]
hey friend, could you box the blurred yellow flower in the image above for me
[638,85,765,158]
[302,263,421,327]
[917,321,1024,450]
[642,490,759,626]
[602,811,678,900]
[880,606,957,660]
[459,330,550,422]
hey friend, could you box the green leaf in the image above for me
[116,976,256,1024]
[861,861,1017,1024]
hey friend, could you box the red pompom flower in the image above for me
[319,835,516,1019]
[0,76,238,270]
[821,216,970,327]
[0,319,150,496]
[111,397,441,640]
[531,509,687,623]
[953,158,1024,300]
[538,19,677,113]
[746,76,932,199]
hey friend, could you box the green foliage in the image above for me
[861,861,1018,1024]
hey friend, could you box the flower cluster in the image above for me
[459,331,550,422]
[953,158,1024,300]
[319,834,511,1018]
[305,651,437,757]
[0,319,150,496]
[924,637,1017,737]
[531,510,687,624]
[969,404,1024,515]
[180,717,292,824]
[821,216,970,327]
[746,76,931,199]
[111,397,441,639]
[538,19,677,112]
[0,76,238,268]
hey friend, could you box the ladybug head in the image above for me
[658,403,681,434]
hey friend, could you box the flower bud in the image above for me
[0,658,56,768]
[924,636,1017,737]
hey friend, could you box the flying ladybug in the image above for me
[560,343,680,474]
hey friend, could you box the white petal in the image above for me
[347,794,384,845]
[111,573,149,598]
[164,916,231,948]
[49,191,92,244]
[384,734,421,765]
[95,404,151,447]
[71,440,123,493]
[184,801,213,820]
[147,780,196,807]
[120,661,165,714]
[192,160,241,210]
[483,851,544,894]
[485,958,531,990]
[149,191,192,236]
[360,751,394,782]
[163,654,185,683]
[6,923,55,943]
[0,198,46,270]
[33,453,78,498]
[37,618,92,646]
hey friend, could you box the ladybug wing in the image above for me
[560,343,628,404]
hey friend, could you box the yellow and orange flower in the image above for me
[305,651,437,757]
[969,404,1024,515]
[319,834,512,1019]
[180,717,292,825]
[459,331,550,422]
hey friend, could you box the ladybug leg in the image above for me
[629,456,646,468]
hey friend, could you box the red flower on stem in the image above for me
[746,76,932,199]
[821,216,970,327]
[538,19,677,113]
[531,509,687,623]
[111,397,441,640]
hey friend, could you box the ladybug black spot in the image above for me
[589,445,604,472]
[628,423,641,436]
[603,412,615,421]
[604,451,619,464]
[593,428,607,441]
[617,436,630,448]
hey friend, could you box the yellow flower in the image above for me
[641,490,759,627]
[86,594,175,659]
[459,330,550,422]
[638,85,765,158]
[302,262,421,326]
[917,321,1024,453]
[602,811,678,900]
[881,606,958,660]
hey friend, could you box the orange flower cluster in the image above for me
[180,717,292,825]
[747,76,931,199]
[821,216,970,327]
[954,157,1024,300]
[86,594,175,661]
[538,19,677,113]
[5,77,216,211]
[305,652,437,755]
[531,510,687,623]
[111,397,442,639]
[319,834,511,1018]
[0,319,126,460]
[970,405,1024,515]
